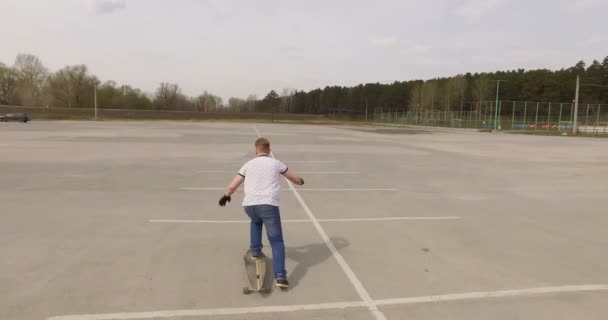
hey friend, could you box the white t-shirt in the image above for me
[238,155,288,207]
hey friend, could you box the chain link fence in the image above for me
[373,101,608,135]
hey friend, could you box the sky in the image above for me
[1,0,607,100]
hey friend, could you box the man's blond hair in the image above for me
[255,137,270,152]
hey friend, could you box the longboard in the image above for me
[243,249,269,294]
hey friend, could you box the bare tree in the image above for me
[280,88,295,112]
[444,75,467,113]
[154,83,181,110]
[409,83,423,113]
[46,68,71,107]
[0,63,19,105]
[245,94,257,112]
[47,65,96,108]
[450,75,467,111]
[14,54,49,106]
[228,97,245,112]
[422,80,438,111]
[68,65,90,107]
[473,74,492,114]
[195,91,222,112]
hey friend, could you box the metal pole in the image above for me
[94,83,97,121]
[365,99,368,121]
[573,75,580,135]
[494,80,500,132]
[585,104,590,128]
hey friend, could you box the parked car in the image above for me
[0,113,31,122]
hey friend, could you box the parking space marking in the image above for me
[47,284,608,320]
[149,217,461,224]
[198,171,360,174]
[375,284,608,306]
[47,301,368,320]
[205,160,338,164]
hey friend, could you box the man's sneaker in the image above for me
[275,278,289,289]
[250,252,261,260]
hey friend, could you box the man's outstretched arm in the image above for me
[283,169,304,185]
[219,175,244,206]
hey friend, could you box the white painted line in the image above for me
[180,188,397,192]
[151,219,264,224]
[149,217,461,224]
[280,160,338,163]
[150,219,311,224]
[46,301,367,320]
[46,284,608,320]
[374,285,608,306]
[299,171,360,174]
[205,160,337,164]
[297,188,397,191]
[255,127,388,320]
[318,216,461,222]
[197,171,360,174]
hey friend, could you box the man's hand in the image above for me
[220,175,244,206]
[219,195,231,207]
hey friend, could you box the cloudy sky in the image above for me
[1,0,606,100]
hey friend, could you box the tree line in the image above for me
[2,53,607,115]
[278,56,608,115]
[0,53,222,112]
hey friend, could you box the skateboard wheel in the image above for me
[243,287,252,295]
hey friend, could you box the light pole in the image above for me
[494,80,506,132]
[573,75,580,135]
[94,82,98,121]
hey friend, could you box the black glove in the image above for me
[219,195,231,206]
[299,178,304,185]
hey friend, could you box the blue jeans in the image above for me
[243,205,286,280]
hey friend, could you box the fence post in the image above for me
[569,103,574,126]
[547,103,552,130]
[534,102,539,130]
[498,101,502,130]
[511,101,516,129]
[585,104,590,128]
[596,104,601,133]
[558,103,563,130]
[523,102,527,128]
[573,76,580,134]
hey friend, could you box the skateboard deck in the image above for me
[243,249,269,294]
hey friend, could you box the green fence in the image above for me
[373,101,608,135]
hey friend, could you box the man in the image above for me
[218,137,304,288]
